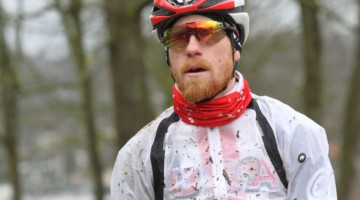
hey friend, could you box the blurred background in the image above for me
[0,0,359,199]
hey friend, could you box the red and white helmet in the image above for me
[150,0,250,47]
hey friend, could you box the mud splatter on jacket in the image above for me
[111,94,337,200]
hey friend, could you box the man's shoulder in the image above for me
[134,106,175,137]
[251,94,324,133]
[118,106,175,154]
[253,94,311,119]
[251,94,328,160]
[147,106,175,128]
[252,94,295,113]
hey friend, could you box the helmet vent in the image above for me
[152,6,160,12]
[167,0,198,6]
[198,0,227,9]
[152,6,176,16]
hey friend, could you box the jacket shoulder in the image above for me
[111,107,175,199]
[125,106,175,148]
[252,94,323,132]
[251,94,328,159]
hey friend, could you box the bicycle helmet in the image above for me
[150,0,250,49]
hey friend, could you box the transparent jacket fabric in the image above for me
[110,94,337,200]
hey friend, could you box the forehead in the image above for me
[173,15,213,26]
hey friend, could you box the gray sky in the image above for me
[2,0,357,58]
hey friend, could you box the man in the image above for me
[111,0,337,199]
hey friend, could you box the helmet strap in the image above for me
[225,30,242,78]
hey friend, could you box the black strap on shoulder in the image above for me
[248,99,288,189]
[150,112,180,200]
[150,102,288,199]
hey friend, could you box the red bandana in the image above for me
[173,76,252,127]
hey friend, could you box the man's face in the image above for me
[168,15,240,104]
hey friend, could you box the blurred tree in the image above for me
[298,0,323,122]
[103,0,153,150]
[144,37,173,108]
[0,1,22,200]
[338,0,360,198]
[54,0,104,199]
[15,0,23,60]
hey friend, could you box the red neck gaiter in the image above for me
[173,76,252,127]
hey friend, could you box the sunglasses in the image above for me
[161,21,236,50]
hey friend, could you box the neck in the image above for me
[213,77,236,100]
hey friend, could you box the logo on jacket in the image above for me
[167,0,197,6]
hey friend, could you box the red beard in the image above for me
[172,58,233,104]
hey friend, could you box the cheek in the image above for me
[214,47,233,65]
[214,43,232,60]
[170,65,177,77]
[169,51,182,67]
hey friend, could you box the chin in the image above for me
[179,76,228,104]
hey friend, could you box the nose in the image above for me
[185,34,202,56]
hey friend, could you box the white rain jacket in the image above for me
[111,79,337,200]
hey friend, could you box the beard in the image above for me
[172,58,233,104]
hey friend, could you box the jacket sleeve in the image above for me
[266,98,337,200]
[284,122,337,200]
[110,127,156,200]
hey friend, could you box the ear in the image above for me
[234,49,240,62]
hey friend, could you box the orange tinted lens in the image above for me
[196,26,225,45]
[163,26,189,49]
[162,21,225,49]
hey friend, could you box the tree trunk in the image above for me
[15,0,24,60]
[55,0,103,199]
[0,3,22,200]
[104,0,153,150]
[338,0,360,199]
[298,0,323,123]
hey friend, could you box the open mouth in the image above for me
[186,67,206,73]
